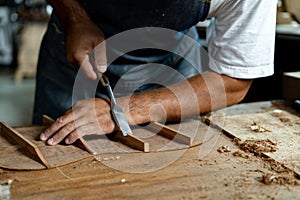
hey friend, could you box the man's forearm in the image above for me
[123,72,252,125]
[46,0,91,28]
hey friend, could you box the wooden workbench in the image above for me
[0,101,299,199]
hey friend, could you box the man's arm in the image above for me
[46,0,107,79]
[46,0,89,29]
[40,71,252,145]
[122,71,252,125]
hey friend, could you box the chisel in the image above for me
[89,52,131,136]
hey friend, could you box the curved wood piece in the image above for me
[0,122,50,168]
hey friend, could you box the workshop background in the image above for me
[0,0,299,126]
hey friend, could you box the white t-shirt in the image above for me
[206,0,277,79]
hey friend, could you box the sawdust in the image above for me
[262,173,300,186]
[234,138,278,156]
[93,155,121,162]
[250,121,271,133]
[262,157,290,173]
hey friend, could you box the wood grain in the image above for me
[4,132,300,200]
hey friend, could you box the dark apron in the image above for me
[33,0,210,124]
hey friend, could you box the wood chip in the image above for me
[279,117,290,123]
[250,121,271,133]
[262,157,290,173]
[120,178,126,183]
[232,150,251,159]
[239,139,277,156]
[262,173,300,185]
[217,146,231,153]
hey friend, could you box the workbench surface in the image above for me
[0,101,299,200]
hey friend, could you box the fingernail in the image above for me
[65,138,70,144]
[47,138,54,145]
[97,65,107,73]
[40,133,46,141]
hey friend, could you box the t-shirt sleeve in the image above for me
[206,0,277,79]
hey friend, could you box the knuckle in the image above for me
[65,123,74,132]
[76,126,87,137]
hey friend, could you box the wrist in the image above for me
[117,92,168,126]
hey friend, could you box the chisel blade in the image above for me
[99,74,131,137]
[111,103,132,136]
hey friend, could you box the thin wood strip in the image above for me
[0,122,51,168]
[42,115,96,155]
[42,115,55,126]
[147,122,192,146]
[77,138,97,155]
[113,131,149,152]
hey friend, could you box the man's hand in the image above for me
[40,98,115,145]
[47,0,107,80]
[65,21,107,80]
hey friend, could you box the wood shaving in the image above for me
[262,173,300,185]
[233,138,276,159]
[262,157,290,173]
[239,139,277,156]
[217,146,231,153]
[120,178,126,183]
[271,109,283,117]
[232,150,251,159]
[250,121,271,133]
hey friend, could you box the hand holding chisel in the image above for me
[89,52,132,137]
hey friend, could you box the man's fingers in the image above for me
[69,40,107,80]
[93,42,107,73]
[40,112,77,142]
[65,122,100,144]
[47,122,77,145]
[81,56,98,80]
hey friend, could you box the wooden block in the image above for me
[0,122,50,168]
[42,115,96,155]
[147,122,193,146]
[113,131,149,152]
